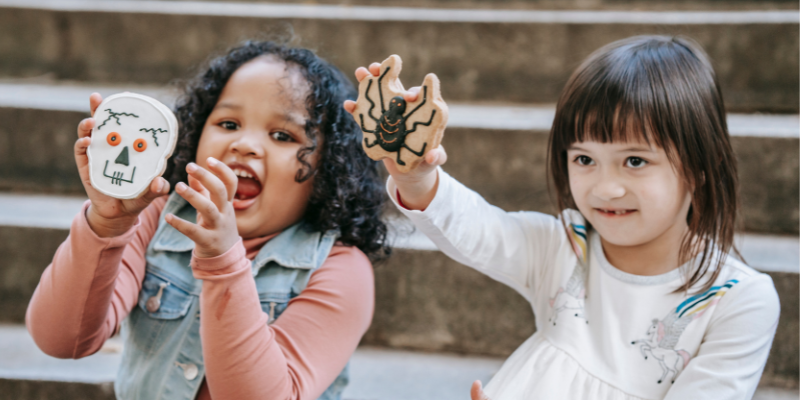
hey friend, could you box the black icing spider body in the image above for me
[360,66,436,166]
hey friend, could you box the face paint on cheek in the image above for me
[87,93,179,199]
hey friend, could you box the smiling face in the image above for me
[566,139,692,250]
[195,56,316,239]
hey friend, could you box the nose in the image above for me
[591,172,626,201]
[115,146,129,166]
[230,132,263,158]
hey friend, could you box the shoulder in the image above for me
[311,244,374,293]
[714,255,776,297]
[706,256,780,328]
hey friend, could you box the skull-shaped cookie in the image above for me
[354,55,448,173]
[87,93,178,199]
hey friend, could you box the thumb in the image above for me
[139,177,170,204]
[424,145,447,167]
[471,380,491,400]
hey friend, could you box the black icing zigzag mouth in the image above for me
[103,160,136,186]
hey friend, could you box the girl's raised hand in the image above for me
[343,63,447,211]
[165,158,240,259]
[76,93,171,238]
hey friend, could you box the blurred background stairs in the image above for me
[0,1,797,399]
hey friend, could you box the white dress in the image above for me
[388,169,780,400]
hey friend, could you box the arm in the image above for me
[25,197,166,358]
[192,244,374,400]
[388,168,563,300]
[344,65,563,299]
[664,274,780,399]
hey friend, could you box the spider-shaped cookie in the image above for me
[354,55,447,173]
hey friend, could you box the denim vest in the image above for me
[114,192,348,400]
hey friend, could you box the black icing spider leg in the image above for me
[364,80,380,123]
[395,141,428,166]
[377,66,391,114]
[403,85,429,120]
[405,109,437,135]
[359,115,377,134]
[364,137,380,148]
[360,116,380,148]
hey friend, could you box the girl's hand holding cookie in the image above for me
[344,59,447,211]
[76,93,171,238]
[165,158,240,259]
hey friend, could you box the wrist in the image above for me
[193,235,241,260]
[86,205,137,238]
[393,168,439,211]
[191,238,245,273]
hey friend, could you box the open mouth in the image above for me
[596,208,636,216]
[230,164,262,210]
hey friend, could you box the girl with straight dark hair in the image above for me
[349,35,781,399]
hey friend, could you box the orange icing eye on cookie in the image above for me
[133,138,147,152]
[107,132,121,146]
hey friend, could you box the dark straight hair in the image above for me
[547,35,741,293]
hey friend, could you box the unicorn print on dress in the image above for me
[631,279,739,384]
[549,221,589,326]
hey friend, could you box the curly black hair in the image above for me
[164,40,390,260]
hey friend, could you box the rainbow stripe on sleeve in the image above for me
[570,223,588,264]
[675,279,739,318]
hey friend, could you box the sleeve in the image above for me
[664,274,781,400]
[25,197,166,358]
[191,244,374,400]
[388,168,567,301]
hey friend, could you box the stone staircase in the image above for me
[0,0,797,398]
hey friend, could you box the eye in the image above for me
[271,131,294,142]
[220,121,239,130]
[133,138,148,152]
[107,132,121,146]
[574,155,594,166]
[626,157,647,168]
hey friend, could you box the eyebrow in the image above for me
[566,145,655,152]
[282,111,307,128]
[619,146,655,153]
[213,102,242,111]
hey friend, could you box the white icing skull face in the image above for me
[87,93,178,199]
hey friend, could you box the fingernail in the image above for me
[186,163,197,173]
[176,182,187,192]
[207,157,218,167]
[157,179,164,192]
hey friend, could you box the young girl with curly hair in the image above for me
[27,41,388,400]
[348,35,781,400]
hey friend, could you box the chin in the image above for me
[591,224,651,247]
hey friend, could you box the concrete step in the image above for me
[0,324,795,400]
[165,0,800,12]
[0,192,797,386]
[0,81,796,233]
[0,323,504,400]
[0,1,797,112]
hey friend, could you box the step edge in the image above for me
[0,0,798,24]
[1,193,796,273]
[1,83,797,138]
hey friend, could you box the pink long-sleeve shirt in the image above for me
[26,196,375,400]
